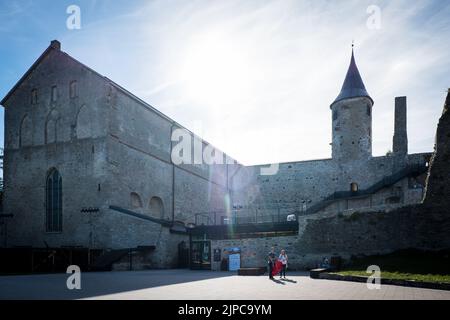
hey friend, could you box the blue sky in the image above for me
[0,0,449,165]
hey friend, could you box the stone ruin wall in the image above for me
[214,91,450,270]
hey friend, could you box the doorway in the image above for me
[190,239,211,270]
[178,241,189,268]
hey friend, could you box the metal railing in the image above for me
[194,163,428,225]
[194,211,294,226]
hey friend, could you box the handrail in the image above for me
[195,211,293,226]
[109,205,172,227]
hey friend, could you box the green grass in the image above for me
[332,249,450,284]
[334,270,450,283]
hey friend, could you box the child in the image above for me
[278,249,288,278]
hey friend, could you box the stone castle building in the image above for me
[0,41,432,270]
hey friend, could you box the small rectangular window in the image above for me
[70,81,77,99]
[51,86,57,102]
[31,89,38,105]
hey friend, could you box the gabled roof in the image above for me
[331,48,373,107]
[1,40,62,106]
[0,40,193,125]
[0,40,242,164]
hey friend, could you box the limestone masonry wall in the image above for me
[1,41,446,272]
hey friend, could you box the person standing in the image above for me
[278,249,288,279]
[267,247,276,280]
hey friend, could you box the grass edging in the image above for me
[318,272,450,291]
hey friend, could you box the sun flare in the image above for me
[180,32,255,106]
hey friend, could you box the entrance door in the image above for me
[190,240,211,270]
[178,241,189,268]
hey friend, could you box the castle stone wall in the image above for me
[3,47,112,248]
[230,152,429,221]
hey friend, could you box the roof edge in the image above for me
[0,40,61,106]
[330,94,374,109]
[0,40,242,164]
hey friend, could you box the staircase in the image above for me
[301,164,428,216]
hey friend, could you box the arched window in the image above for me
[31,88,38,105]
[130,192,143,209]
[19,115,32,147]
[45,109,61,144]
[149,197,164,219]
[350,182,359,193]
[70,81,77,99]
[46,169,62,232]
[76,105,92,139]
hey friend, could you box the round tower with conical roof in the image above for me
[331,48,373,162]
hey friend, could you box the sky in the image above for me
[0,0,449,165]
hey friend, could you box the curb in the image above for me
[317,272,450,291]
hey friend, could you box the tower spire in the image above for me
[331,46,373,107]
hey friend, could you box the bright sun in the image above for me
[179,32,255,106]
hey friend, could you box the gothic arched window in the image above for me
[46,169,62,232]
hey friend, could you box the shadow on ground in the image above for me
[270,279,285,285]
[0,269,235,300]
[281,278,298,284]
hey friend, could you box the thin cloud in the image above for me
[0,0,448,165]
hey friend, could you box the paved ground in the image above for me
[0,269,449,300]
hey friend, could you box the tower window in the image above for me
[350,182,358,192]
[367,105,371,116]
[46,168,63,232]
[31,89,38,105]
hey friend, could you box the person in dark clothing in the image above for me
[267,247,276,280]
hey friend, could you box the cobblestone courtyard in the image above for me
[0,270,449,300]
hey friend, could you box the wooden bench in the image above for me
[238,267,266,276]
[310,268,329,279]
